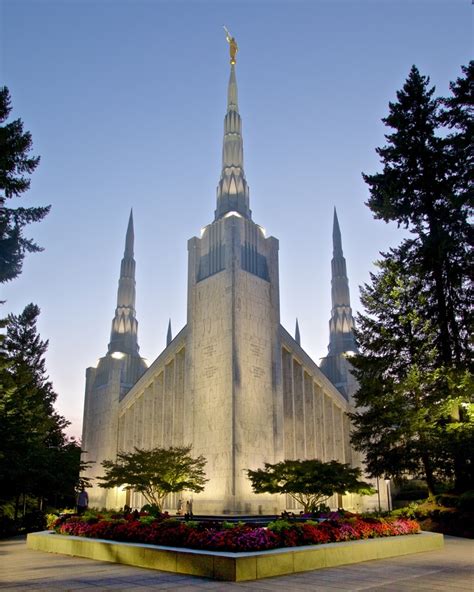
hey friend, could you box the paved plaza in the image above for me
[0,535,472,591]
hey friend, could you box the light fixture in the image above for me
[223,211,243,219]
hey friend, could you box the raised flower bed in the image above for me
[26,511,443,580]
[50,511,421,552]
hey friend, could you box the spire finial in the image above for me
[223,26,238,65]
[333,207,342,256]
[125,209,134,257]
[295,318,301,346]
[166,318,172,346]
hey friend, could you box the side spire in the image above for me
[166,319,172,346]
[108,211,140,356]
[320,209,358,399]
[295,318,301,345]
[327,208,356,353]
[215,31,251,221]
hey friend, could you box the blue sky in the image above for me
[1,0,472,438]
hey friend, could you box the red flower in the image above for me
[54,515,420,552]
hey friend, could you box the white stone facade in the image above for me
[81,60,388,514]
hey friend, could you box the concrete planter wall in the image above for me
[27,530,443,582]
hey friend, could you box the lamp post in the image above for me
[384,478,392,512]
[376,476,381,512]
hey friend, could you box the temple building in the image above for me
[81,38,384,514]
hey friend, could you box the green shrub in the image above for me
[21,511,46,533]
[390,502,419,519]
[394,480,429,502]
[267,520,292,533]
[435,493,460,508]
[46,513,59,529]
[458,491,474,511]
[0,516,19,538]
[140,504,161,516]
[139,515,157,525]
[395,490,429,501]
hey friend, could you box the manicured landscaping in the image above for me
[27,529,443,581]
[50,510,421,553]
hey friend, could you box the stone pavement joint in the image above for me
[0,535,472,591]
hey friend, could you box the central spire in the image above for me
[108,210,140,356]
[215,32,251,221]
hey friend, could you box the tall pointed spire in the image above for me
[295,318,301,345]
[215,44,251,220]
[166,318,172,346]
[320,209,358,399]
[108,210,140,356]
[332,207,343,257]
[327,208,357,354]
[125,209,134,257]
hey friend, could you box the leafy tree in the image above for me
[247,459,374,513]
[352,64,473,493]
[98,446,208,510]
[0,86,50,283]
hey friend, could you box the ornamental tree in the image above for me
[247,459,374,513]
[98,446,208,510]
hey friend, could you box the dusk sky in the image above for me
[1,0,471,439]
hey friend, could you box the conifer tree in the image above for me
[0,86,50,283]
[363,65,471,367]
[351,65,473,493]
[0,304,71,514]
[349,244,472,495]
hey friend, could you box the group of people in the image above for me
[76,488,195,518]
[176,498,193,517]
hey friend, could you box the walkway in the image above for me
[0,535,472,591]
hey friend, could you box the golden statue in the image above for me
[223,25,238,65]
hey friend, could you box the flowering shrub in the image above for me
[184,525,280,552]
[53,514,420,552]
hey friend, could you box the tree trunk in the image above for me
[427,214,452,365]
[421,453,436,497]
[14,495,20,521]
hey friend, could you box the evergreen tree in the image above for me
[0,87,50,283]
[352,64,473,493]
[349,245,472,495]
[441,61,473,177]
[0,304,71,515]
[362,65,472,367]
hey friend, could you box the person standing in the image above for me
[185,499,194,518]
[76,487,89,515]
